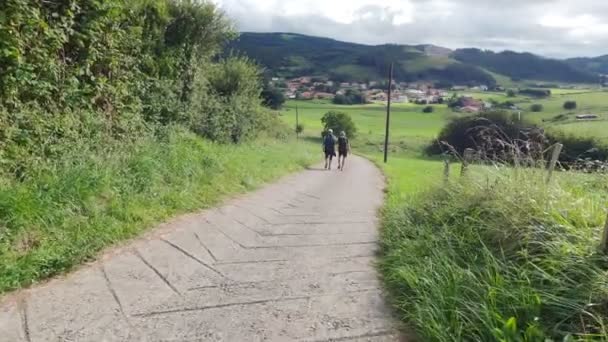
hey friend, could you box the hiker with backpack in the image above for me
[323,129,337,170]
[337,131,350,171]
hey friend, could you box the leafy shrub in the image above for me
[519,88,551,98]
[422,106,434,113]
[261,85,286,109]
[507,89,517,97]
[332,90,367,105]
[296,124,304,134]
[530,104,544,112]
[546,131,608,162]
[190,56,264,143]
[321,111,357,138]
[564,101,578,110]
[426,111,538,156]
[426,111,608,164]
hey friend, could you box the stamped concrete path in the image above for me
[0,156,403,342]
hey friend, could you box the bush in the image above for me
[190,56,264,143]
[506,89,517,97]
[564,101,578,110]
[261,85,286,110]
[321,111,357,138]
[519,88,551,98]
[332,89,367,105]
[422,106,434,113]
[426,111,539,156]
[530,104,544,112]
[381,172,608,340]
[546,131,608,163]
[296,123,304,135]
[426,111,608,164]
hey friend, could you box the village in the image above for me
[272,75,495,113]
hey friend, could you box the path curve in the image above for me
[0,156,403,341]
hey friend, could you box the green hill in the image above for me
[452,48,598,83]
[228,32,599,86]
[228,32,496,86]
[566,55,608,75]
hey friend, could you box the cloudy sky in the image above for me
[214,0,608,58]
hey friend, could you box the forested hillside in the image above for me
[567,55,608,75]
[229,32,497,86]
[230,32,600,85]
[452,48,598,83]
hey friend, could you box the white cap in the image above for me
[328,129,333,133]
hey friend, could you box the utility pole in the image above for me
[383,63,393,163]
[296,105,299,140]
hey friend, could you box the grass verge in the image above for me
[379,166,608,341]
[0,127,318,294]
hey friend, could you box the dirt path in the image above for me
[0,156,403,341]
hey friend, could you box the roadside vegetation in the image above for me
[0,1,317,293]
[380,167,608,341]
[283,93,608,340]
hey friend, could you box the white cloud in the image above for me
[217,0,608,57]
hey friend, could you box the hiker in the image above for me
[337,131,350,171]
[323,129,337,170]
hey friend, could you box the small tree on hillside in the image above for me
[321,111,357,138]
[295,123,304,135]
[530,104,544,112]
[507,89,517,97]
[261,86,285,109]
[564,101,577,110]
[423,106,434,113]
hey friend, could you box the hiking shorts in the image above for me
[325,150,336,159]
[339,149,348,157]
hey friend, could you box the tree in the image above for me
[564,101,577,110]
[332,89,366,105]
[519,89,551,98]
[261,85,285,109]
[447,93,461,108]
[506,89,517,97]
[321,111,357,139]
[530,104,544,112]
[423,106,434,113]
[296,123,304,135]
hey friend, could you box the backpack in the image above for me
[323,134,335,149]
[338,137,348,150]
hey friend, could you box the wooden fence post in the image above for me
[461,148,474,177]
[443,156,450,184]
[546,143,563,184]
[601,212,608,254]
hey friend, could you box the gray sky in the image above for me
[214,0,608,58]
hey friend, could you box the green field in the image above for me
[514,90,608,142]
[282,100,452,154]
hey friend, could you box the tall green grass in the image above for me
[380,167,608,341]
[0,127,317,294]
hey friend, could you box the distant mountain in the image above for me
[228,33,496,86]
[228,32,599,86]
[566,55,608,75]
[452,49,598,83]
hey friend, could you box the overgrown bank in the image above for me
[379,168,608,341]
[0,127,317,293]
